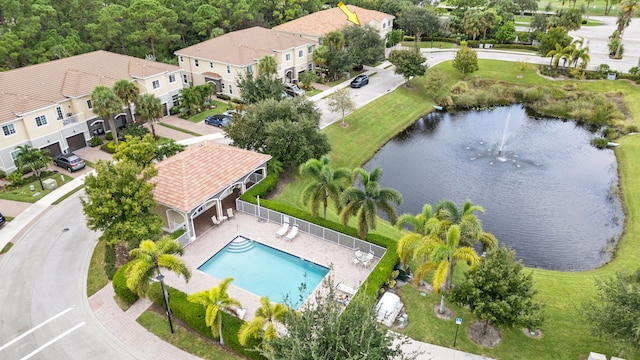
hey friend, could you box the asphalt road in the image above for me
[0,191,137,360]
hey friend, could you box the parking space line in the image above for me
[0,305,75,352]
[20,322,85,360]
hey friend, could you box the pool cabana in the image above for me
[150,141,271,244]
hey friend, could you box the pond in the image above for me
[364,105,623,271]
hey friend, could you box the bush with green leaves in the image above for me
[7,171,25,187]
[104,243,117,279]
[113,263,139,304]
[105,132,113,141]
[90,136,103,147]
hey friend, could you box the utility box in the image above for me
[587,353,607,360]
[43,178,57,190]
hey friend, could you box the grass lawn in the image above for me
[0,172,74,202]
[187,100,235,123]
[274,59,640,359]
[401,41,457,49]
[87,240,108,297]
[137,310,244,360]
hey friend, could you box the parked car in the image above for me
[222,109,245,117]
[350,74,369,88]
[284,83,305,97]
[204,114,231,127]
[0,212,5,227]
[53,153,86,172]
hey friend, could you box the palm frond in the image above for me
[238,317,266,346]
[432,260,450,292]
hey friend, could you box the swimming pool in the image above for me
[198,236,329,308]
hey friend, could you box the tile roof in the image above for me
[272,5,394,37]
[151,141,271,212]
[174,26,315,66]
[0,50,179,123]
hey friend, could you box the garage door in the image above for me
[41,143,62,158]
[66,133,86,152]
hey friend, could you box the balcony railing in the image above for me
[62,115,78,126]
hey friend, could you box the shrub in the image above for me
[113,263,139,304]
[101,141,117,154]
[169,106,180,115]
[591,137,609,149]
[216,94,231,101]
[7,171,24,187]
[0,170,6,179]
[105,132,114,141]
[104,243,117,280]
[625,125,639,133]
[90,136,103,147]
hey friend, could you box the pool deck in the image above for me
[161,212,378,321]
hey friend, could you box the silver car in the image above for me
[284,83,305,97]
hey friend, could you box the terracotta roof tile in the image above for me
[0,50,180,123]
[174,26,315,66]
[151,141,271,212]
[273,5,394,37]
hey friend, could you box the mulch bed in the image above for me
[467,321,501,347]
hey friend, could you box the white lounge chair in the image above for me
[227,208,234,219]
[285,224,299,241]
[276,222,290,237]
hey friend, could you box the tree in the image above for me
[126,236,191,297]
[388,49,427,85]
[298,70,318,90]
[397,6,440,46]
[547,43,572,70]
[14,145,50,190]
[342,25,385,67]
[112,79,139,124]
[134,93,163,138]
[385,29,404,48]
[340,167,403,239]
[582,269,640,352]
[81,159,163,249]
[424,68,449,101]
[91,85,124,146]
[613,0,639,57]
[299,156,353,219]
[238,296,288,347]
[236,70,285,104]
[495,21,517,43]
[537,26,572,57]
[326,87,356,127]
[226,97,330,168]
[450,245,544,335]
[452,46,479,78]
[259,279,410,359]
[397,203,443,237]
[113,134,157,168]
[319,31,352,81]
[124,0,181,59]
[435,199,498,252]
[187,278,242,345]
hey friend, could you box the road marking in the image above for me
[0,305,75,351]
[20,321,85,360]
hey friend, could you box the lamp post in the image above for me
[156,274,174,334]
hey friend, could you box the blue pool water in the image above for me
[198,236,329,308]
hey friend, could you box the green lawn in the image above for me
[274,59,640,359]
[187,100,236,123]
[137,311,244,360]
[0,172,75,202]
[87,240,108,297]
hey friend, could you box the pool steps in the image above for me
[227,237,254,253]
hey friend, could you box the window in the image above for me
[221,83,225,89]
[35,115,48,127]
[285,54,291,61]
[382,22,386,29]
[388,20,391,26]
[183,74,189,83]
[209,62,214,68]
[298,50,303,58]
[10,148,20,161]
[168,74,176,83]
[86,99,92,109]
[308,63,313,71]
[308,46,313,54]
[179,56,184,62]
[229,85,233,94]
[56,106,64,120]
[171,94,180,105]
[226,65,231,74]
[2,124,16,136]
[194,59,199,67]
[152,80,160,89]
[247,66,253,74]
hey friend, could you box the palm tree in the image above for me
[92,85,124,146]
[258,55,278,77]
[188,278,241,345]
[340,167,403,239]
[435,199,498,252]
[14,145,51,190]
[614,0,639,57]
[238,296,288,348]
[413,225,481,314]
[134,93,163,138]
[300,156,352,219]
[125,236,191,297]
[113,79,140,124]
[397,203,443,236]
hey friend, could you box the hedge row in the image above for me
[147,283,264,360]
[112,263,139,305]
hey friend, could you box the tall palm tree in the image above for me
[188,278,241,345]
[413,225,481,314]
[614,0,639,57]
[14,145,51,190]
[300,156,352,219]
[113,79,140,124]
[397,203,442,236]
[134,93,163,138]
[125,236,191,297]
[238,296,288,347]
[258,55,278,77]
[435,199,498,252]
[92,85,124,146]
[340,167,403,239]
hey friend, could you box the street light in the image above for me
[156,274,174,333]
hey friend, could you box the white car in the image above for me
[222,109,245,117]
[284,83,305,97]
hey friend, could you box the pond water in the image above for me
[364,105,623,271]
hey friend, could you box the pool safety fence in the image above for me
[235,199,386,259]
